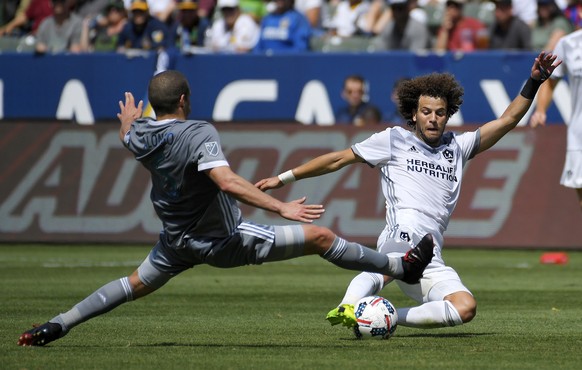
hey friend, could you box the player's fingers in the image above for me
[304,205,325,212]
[291,196,307,205]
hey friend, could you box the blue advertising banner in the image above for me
[0,51,571,125]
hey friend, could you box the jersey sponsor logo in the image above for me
[406,159,458,182]
[399,232,410,242]
[205,141,219,156]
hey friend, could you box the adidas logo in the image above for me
[408,146,419,153]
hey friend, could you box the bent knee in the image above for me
[302,225,336,255]
[457,298,477,323]
[446,293,477,323]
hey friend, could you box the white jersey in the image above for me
[552,29,582,151]
[331,1,370,37]
[208,14,260,52]
[352,126,480,248]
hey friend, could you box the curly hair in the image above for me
[396,73,464,129]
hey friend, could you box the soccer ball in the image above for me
[353,296,398,340]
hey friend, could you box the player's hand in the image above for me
[117,92,143,126]
[529,111,547,128]
[531,51,561,81]
[255,176,284,191]
[279,197,325,223]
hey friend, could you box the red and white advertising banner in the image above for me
[1,123,580,249]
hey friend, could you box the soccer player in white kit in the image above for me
[530,29,582,212]
[257,51,561,330]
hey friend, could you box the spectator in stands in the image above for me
[372,0,431,50]
[0,0,31,34]
[239,0,267,23]
[362,0,387,35]
[489,0,532,49]
[359,105,383,126]
[435,0,488,52]
[295,0,322,29]
[117,0,170,51]
[0,0,52,36]
[35,0,83,53]
[195,0,216,45]
[150,0,176,24]
[563,0,581,29]
[531,0,573,51]
[335,75,381,126]
[117,0,172,73]
[207,0,260,52]
[511,0,538,26]
[254,0,311,52]
[81,0,127,51]
[75,0,110,18]
[384,77,409,125]
[364,0,427,36]
[328,0,371,37]
[121,0,179,24]
[171,0,202,50]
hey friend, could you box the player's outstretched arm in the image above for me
[207,166,325,223]
[478,52,561,154]
[255,148,363,191]
[530,78,560,128]
[117,92,143,142]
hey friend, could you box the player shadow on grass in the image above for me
[396,332,494,338]
[131,333,494,346]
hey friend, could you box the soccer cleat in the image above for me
[400,233,435,284]
[326,304,356,328]
[17,322,64,347]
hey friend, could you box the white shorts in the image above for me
[378,225,472,304]
[394,266,472,304]
[560,150,582,189]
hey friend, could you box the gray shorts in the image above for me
[138,222,304,289]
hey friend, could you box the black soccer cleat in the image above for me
[17,322,64,347]
[400,233,435,284]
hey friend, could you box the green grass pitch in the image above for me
[1,245,581,369]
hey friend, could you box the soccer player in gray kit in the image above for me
[17,70,434,346]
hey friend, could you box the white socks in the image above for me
[397,300,463,328]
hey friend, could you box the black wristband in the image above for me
[520,77,543,100]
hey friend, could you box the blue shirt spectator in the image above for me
[254,0,312,53]
[117,0,170,51]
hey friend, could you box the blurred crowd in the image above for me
[0,0,579,54]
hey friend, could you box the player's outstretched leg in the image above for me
[400,233,434,284]
[17,322,65,347]
[325,234,434,328]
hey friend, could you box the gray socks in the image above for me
[323,237,403,278]
[50,277,133,333]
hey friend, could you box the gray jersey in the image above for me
[124,118,241,248]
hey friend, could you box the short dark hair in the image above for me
[396,73,464,129]
[344,74,365,87]
[148,70,190,116]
